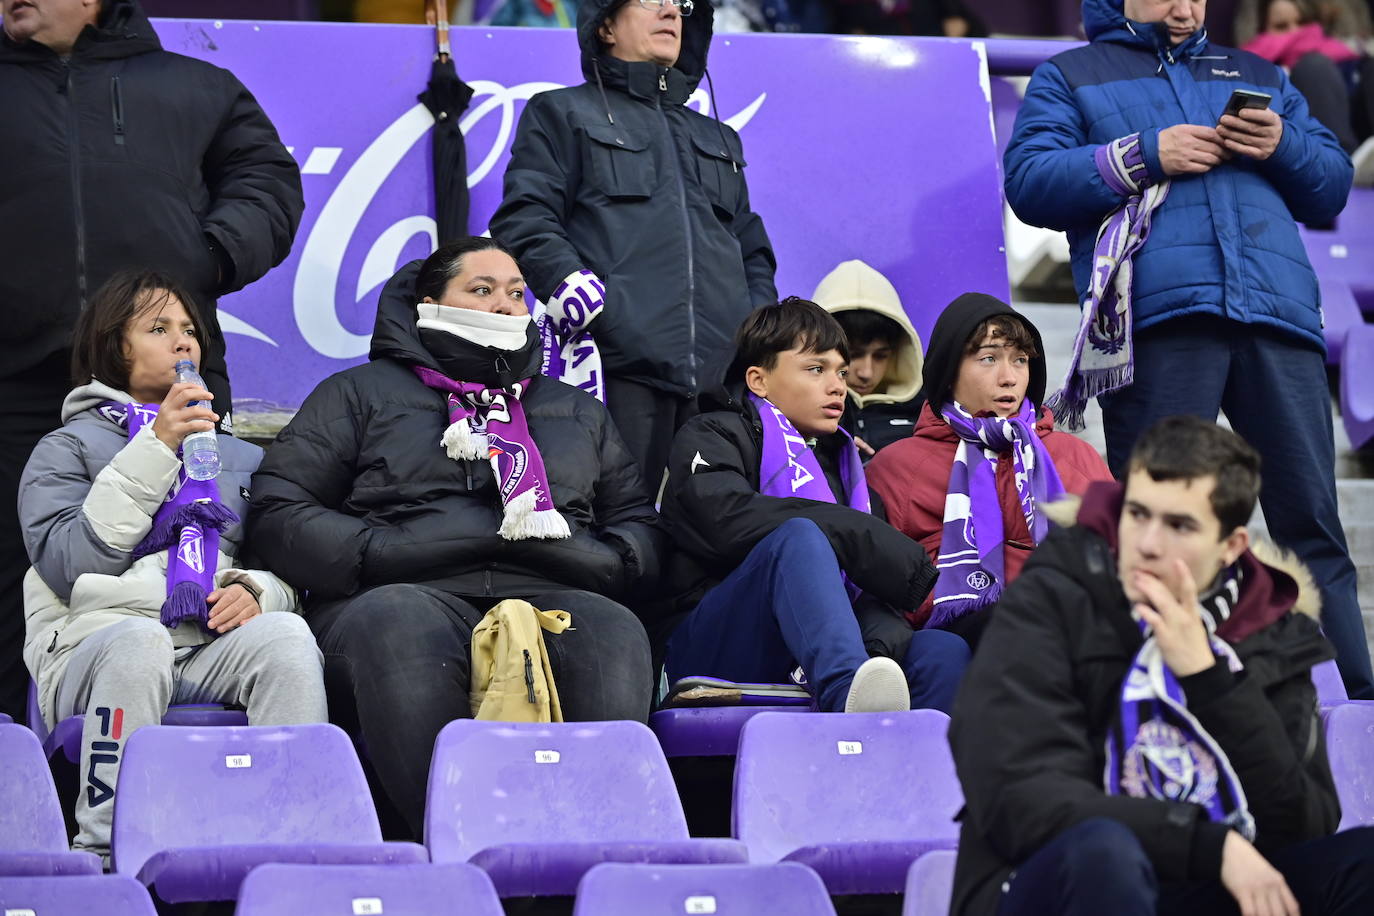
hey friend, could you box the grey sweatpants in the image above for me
[54,613,327,855]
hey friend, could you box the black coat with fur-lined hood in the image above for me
[246,261,662,608]
[488,0,776,397]
[947,481,1339,916]
[0,0,302,405]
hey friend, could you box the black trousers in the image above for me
[604,376,697,494]
[307,584,653,840]
[999,818,1374,916]
[0,356,72,722]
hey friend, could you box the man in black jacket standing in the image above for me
[0,0,303,721]
[490,0,776,484]
[950,416,1374,916]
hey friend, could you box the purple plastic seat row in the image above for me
[111,723,426,903]
[0,711,10,724]
[425,719,748,896]
[1325,703,1374,831]
[0,875,156,915]
[0,724,103,878]
[236,862,503,916]
[573,862,837,915]
[650,705,810,757]
[733,710,963,895]
[1341,324,1374,451]
[903,850,957,916]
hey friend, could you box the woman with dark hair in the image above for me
[18,269,325,863]
[247,238,660,840]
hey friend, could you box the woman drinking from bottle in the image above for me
[17,269,326,864]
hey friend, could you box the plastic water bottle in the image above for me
[174,360,220,480]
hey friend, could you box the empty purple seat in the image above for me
[733,710,962,895]
[236,862,503,915]
[1341,324,1374,451]
[0,723,102,877]
[902,850,957,916]
[0,875,156,915]
[1315,659,1351,705]
[573,862,837,915]
[1325,704,1374,830]
[111,724,427,903]
[650,706,809,757]
[425,720,748,896]
[0,712,9,723]
[1320,281,1364,366]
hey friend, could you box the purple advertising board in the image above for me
[154,19,1008,433]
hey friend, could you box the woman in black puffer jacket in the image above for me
[248,237,660,839]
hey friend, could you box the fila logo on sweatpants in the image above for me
[86,706,124,808]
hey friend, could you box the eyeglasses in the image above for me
[637,0,694,15]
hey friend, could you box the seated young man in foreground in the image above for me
[867,293,1110,647]
[950,416,1374,916]
[658,298,968,714]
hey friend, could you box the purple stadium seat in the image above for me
[0,712,9,723]
[572,862,837,915]
[1320,281,1365,367]
[1341,324,1374,451]
[733,710,962,895]
[236,862,503,916]
[650,706,809,757]
[28,679,249,764]
[1325,704,1374,831]
[111,724,427,903]
[0,724,102,877]
[425,720,748,896]
[0,875,156,915]
[902,850,957,916]
[1315,659,1351,705]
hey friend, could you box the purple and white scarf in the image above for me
[99,402,238,629]
[1106,565,1256,840]
[1048,132,1171,430]
[413,367,570,541]
[538,270,605,403]
[930,399,1065,627]
[749,393,869,512]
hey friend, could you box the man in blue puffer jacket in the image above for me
[1005,0,1373,699]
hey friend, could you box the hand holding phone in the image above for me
[1217,89,1282,160]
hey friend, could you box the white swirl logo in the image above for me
[232,80,767,361]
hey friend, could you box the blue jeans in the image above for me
[1100,316,1374,700]
[665,518,969,713]
[999,818,1374,915]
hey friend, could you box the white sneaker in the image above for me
[1353,136,1374,187]
[843,657,911,714]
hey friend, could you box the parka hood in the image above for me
[369,262,543,389]
[0,0,159,62]
[811,260,924,409]
[921,293,1047,421]
[577,0,713,92]
[1082,0,1209,57]
[61,379,137,423]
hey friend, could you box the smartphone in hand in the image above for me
[1220,89,1273,123]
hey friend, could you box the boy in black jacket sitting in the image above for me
[949,416,1374,915]
[658,298,968,713]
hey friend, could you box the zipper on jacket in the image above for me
[656,73,698,391]
[464,459,474,492]
[110,75,125,145]
[62,63,90,308]
[483,568,493,596]
[523,649,536,704]
[48,630,59,652]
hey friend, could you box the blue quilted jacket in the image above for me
[1004,0,1352,350]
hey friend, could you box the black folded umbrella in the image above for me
[419,0,475,244]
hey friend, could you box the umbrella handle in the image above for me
[424,0,452,58]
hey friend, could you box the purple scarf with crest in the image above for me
[930,399,1065,627]
[1048,132,1171,430]
[100,402,238,629]
[412,367,570,541]
[750,393,869,513]
[1105,564,1256,840]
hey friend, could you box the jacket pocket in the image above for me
[690,132,746,221]
[583,124,654,200]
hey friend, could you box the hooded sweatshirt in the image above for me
[811,260,926,455]
[0,0,303,404]
[489,0,776,397]
[866,294,1111,626]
